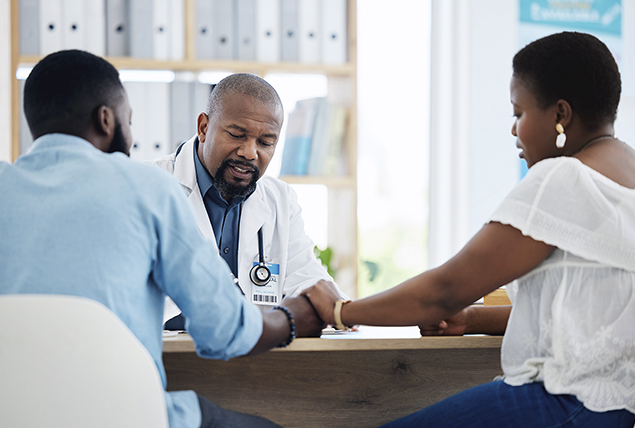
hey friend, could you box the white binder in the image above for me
[235,0,256,61]
[129,0,154,59]
[106,0,129,56]
[169,0,185,61]
[145,82,171,159]
[84,0,106,56]
[123,81,147,161]
[195,0,214,59]
[256,0,280,63]
[19,0,40,55]
[321,0,347,65]
[153,0,170,60]
[39,0,63,56]
[298,0,320,63]
[212,0,234,59]
[170,80,194,152]
[280,0,299,62]
[62,0,86,50]
[193,81,212,116]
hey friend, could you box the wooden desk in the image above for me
[163,327,503,428]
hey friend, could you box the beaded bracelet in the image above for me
[273,305,296,348]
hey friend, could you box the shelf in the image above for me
[17,55,356,76]
[10,0,359,297]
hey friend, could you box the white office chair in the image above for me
[0,294,169,428]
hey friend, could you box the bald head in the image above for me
[206,73,283,118]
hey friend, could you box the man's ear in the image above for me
[197,112,209,143]
[85,105,117,153]
[94,105,116,137]
[555,99,573,128]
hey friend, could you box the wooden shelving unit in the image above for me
[9,0,359,296]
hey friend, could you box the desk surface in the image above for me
[163,326,503,352]
[163,327,504,428]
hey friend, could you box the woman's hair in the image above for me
[512,31,621,129]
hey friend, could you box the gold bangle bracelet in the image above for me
[334,300,351,330]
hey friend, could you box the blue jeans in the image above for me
[379,381,635,428]
[197,394,282,428]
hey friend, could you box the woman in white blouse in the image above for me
[302,31,635,428]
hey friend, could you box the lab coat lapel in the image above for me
[173,136,216,243]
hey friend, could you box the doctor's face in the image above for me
[197,92,283,201]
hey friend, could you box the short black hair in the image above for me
[207,73,283,117]
[512,31,621,129]
[24,49,125,139]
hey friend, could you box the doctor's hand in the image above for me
[282,295,326,337]
[300,280,341,326]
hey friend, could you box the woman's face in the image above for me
[510,75,560,168]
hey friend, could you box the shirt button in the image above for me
[223,247,229,254]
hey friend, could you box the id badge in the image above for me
[251,262,280,305]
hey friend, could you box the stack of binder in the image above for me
[20,0,348,65]
[17,78,212,161]
[124,80,213,162]
[280,97,348,177]
[19,0,186,60]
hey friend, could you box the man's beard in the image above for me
[213,159,260,200]
[106,122,129,156]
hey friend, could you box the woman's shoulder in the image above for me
[574,139,635,190]
[527,151,635,193]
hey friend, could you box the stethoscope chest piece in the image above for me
[250,262,272,286]
[250,227,272,286]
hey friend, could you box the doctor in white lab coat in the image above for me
[150,74,345,323]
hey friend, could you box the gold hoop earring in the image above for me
[556,123,566,148]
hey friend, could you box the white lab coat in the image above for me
[150,136,342,320]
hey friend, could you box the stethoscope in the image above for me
[175,140,272,287]
[250,228,272,286]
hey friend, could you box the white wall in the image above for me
[429,0,635,268]
[615,0,635,147]
[428,0,518,268]
[466,1,519,236]
[0,0,12,163]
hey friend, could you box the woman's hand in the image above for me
[419,305,511,336]
[300,280,341,326]
[419,307,470,336]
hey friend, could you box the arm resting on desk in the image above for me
[247,296,324,356]
[419,305,511,336]
[303,223,552,328]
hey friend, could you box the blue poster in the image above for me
[520,0,621,35]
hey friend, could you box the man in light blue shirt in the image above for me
[0,50,325,428]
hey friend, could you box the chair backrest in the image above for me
[0,294,169,428]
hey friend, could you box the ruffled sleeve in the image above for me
[489,157,635,272]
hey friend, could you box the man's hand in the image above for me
[282,295,325,337]
[247,296,325,356]
[300,280,341,326]
[419,307,470,336]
